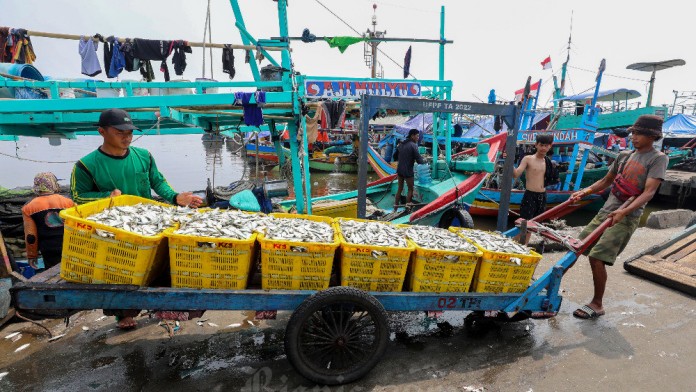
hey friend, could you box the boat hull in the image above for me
[470,188,597,217]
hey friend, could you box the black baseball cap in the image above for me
[98,109,139,131]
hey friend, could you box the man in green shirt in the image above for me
[70,108,202,329]
[71,108,202,208]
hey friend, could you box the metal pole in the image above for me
[646,67,656,107]
[357,95,372,218]
[229,0,261,80]
[496,103,522,232]
[255,131,259,178]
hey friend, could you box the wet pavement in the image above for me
[1,225,694,391]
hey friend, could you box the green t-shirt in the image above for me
[70,146,178,205]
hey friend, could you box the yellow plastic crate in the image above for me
[408,241,483,293]
[312,199,358,219]
[451,228,542,293]
[166,226,258,289]
[59,195,172,286]
[259,213,339,290]
[337,218,415,292]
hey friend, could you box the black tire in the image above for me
[438,208,474,229]
[464,311,496,336]
[285,286,389,385]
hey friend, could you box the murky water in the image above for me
[0,135,368,197]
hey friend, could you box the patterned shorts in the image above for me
[578,211,640,265]
[520,190,547,220]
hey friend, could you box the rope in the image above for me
[0,118,164,164]
[313,0,433,93]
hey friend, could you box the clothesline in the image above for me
[26,30,285,52]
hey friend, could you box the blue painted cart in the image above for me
[8,198,623,385]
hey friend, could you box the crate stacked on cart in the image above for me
[399,225,483,293]
[166,209,263,289]
[59,195,175,286]
[452,228,542,293]
[258,213,340,290]
[336,218,415,292]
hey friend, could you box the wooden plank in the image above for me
[666,241,696,263]
[29,264,62,283]
[656,235,696,258]
[625,259,696,297]
[0,307,16,329]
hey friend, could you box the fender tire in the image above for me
[438,208,474,229]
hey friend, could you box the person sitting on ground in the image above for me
[513,133,554,243]
[70,108,203,330]
[394,129,426,209]
[22,172,75,271]
[569,115,668,320]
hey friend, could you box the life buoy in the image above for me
[438,208,474,229]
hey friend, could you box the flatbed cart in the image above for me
[6,198,627,385]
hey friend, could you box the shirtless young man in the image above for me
[513,133,554,243]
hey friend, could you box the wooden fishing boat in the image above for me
[281,146,375,173]
[282,132,506,227]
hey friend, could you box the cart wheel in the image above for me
[285,286,389,385]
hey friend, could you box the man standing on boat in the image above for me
[70,108,203,329]
[394,129,426,209]
[569,115,668,320]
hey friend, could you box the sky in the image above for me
[3,0,695,109]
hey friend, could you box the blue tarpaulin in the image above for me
[466,112,550,136]
[663,113,696,137]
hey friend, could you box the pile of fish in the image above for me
[87,203,193,237]
[339,219,408,248]
[458,229,532,255]
[402,225,478,253]
[262,217,334,243]
[174,210,271,240]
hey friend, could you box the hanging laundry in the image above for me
[0,27,11,63]
[403,45,412,79]
[222,45,235,79]
[255,46,265,64]
[78,36,102,77]
[244,50,251,64]
[120,39,140,72]
[10,29,36,64]
[133,38,172,81]
[305,105,323,144]
[324,36,365,53]
[106,37,125,78]
[234,91,266,127]
[140,60,155,81]
[321,100,347,129]
[170,40,192,76]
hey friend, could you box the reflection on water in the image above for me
[0,135,371,199]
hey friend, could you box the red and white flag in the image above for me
[541,56,552,70]
[514,81,540,102]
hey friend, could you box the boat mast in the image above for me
[549,12,573,130]
[365,4,386,78]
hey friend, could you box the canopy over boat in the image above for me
[557,88,641,102]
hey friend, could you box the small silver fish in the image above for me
[338,219,407,248]
[402,225,478,253]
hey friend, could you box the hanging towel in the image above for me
[140,60,155,81]
[133,38,172,81]
[79,37,102,77]
[222,45,235,79]
[324,36,365,53]
[107,37,126,78]
[10,29,36,64]
[305,105,322,144]
[234,91,266,127]
[170,40,192,76]
[320,100,346,129]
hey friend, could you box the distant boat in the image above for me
[245,143,279,163]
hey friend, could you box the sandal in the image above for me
[573,305,605,319]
